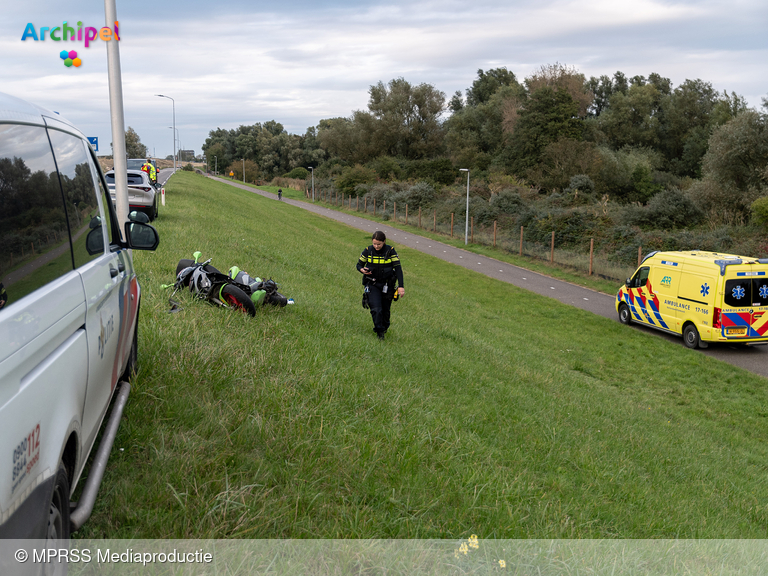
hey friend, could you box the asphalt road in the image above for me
[211,176,768,379]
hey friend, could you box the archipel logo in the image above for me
[21,21,120,68]
[661,275,672,287]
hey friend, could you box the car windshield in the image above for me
[126,159,145,170]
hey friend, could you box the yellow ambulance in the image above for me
[616,250,768,348]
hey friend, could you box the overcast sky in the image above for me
[3,0,766,159]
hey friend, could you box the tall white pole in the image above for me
[105,0,128,238]
[157,94,175,171]
[461,169,470,245]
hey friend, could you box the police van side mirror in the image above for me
[85,227,104,255]
[124,221,160,250]
[129,210,149,223]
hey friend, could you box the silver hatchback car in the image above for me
[105,169,158,221]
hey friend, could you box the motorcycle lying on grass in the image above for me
[164,251,292,316]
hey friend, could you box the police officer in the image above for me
[357,231,404,340]
[141,158,157,184]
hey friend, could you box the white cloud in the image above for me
[2,0,766,158]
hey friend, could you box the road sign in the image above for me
[87,137,98,151]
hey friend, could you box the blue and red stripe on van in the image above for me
[617,283,670,329]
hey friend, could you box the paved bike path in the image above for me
[211,176,768,379]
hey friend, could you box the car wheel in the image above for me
[618,303,632,325]
[683,324,700,349]
[46,463,71,568]
[221,284,256,316]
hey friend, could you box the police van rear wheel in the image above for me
[46,463,71,570]
[683,324,700,349]
[618,304,631,325]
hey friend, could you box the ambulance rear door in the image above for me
[720,262,768,341]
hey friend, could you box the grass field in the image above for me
[78,172,768,539]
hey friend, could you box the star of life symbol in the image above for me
[760,285,768,299]
[732,285,746,300]
[700,283,710,297]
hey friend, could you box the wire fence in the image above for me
[308,189,639,284]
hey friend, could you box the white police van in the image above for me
[0,92,158,547]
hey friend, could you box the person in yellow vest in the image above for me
[140,158,157,184]
[147,159,157,184]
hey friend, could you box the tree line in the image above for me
[201,64,768,258]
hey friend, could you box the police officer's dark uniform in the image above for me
[356,241,404,339]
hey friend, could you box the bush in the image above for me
[751,196,768,227]
[490,190,525,214]
[562,174,597,206]
[622,188,703,229]
[395,182,439,209]
[367,156,403,181]
[403,158,456,185]
[336,164,377,195]
[182,163,194,171]
[284,167,309,179]
[444,195,498,226]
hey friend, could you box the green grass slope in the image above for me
[79,172,768,539]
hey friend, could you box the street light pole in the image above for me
[308,166,314,201]
[460,168,470,245]
[167,126,179,165]
[156,94,175,171]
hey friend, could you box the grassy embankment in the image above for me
[233,181,622,295]
[79,171,768,539]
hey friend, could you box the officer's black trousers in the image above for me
[366,283,393,335]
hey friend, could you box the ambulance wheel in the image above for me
[221,284,256,316]
[618,304,632,325]
[683,324,700,349]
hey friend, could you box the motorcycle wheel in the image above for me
[221,284,256,316]
[176,259,194,276]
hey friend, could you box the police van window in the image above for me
[724,279,751,307]
[47,129,105,266]
[85,149,114,247]
[632,267,650,288]
[0,123,72,307]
